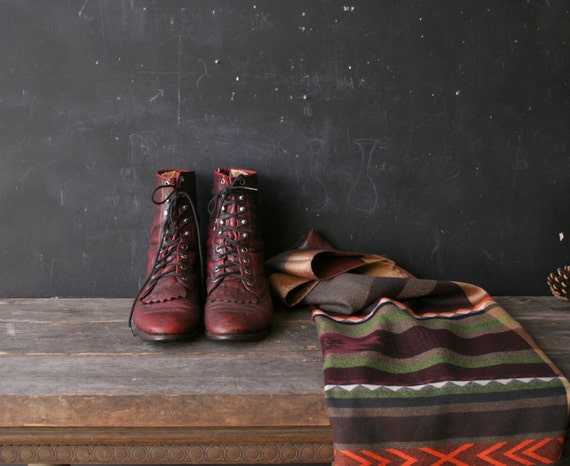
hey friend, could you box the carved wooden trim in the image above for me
[0,442,334,464]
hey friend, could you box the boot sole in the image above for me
[132,324,200,343]
[205,327,270,342]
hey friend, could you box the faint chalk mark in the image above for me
[300,137,330,213]
[149,89,164,103]
[346,139,380,216]
[177,35,183,125]
[78,0,90,18]
[195,60,208,87]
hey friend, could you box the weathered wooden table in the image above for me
[0,297,569,465]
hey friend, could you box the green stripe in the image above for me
[315,307,507,338]
[323,352,545,373]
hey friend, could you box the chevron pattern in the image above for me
[324,376,566,393]
[313,288,569,466]
[336,438,564,466]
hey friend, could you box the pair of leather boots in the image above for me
[129,168,273,342]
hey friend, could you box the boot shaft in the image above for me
[147,169,197,276]
[141,169,201,300]
[206,168,265,295]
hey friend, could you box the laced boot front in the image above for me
[130,170,202,342]
[204,168,273,341]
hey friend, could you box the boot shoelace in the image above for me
[129,180,203,332]
[208,175,257,287]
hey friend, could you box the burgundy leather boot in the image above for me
[129,170,202,342]
[204,168,273,341]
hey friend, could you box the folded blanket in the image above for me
[266,231,570,465]
[266,229,414,310]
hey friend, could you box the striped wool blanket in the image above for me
[266,231,570,466]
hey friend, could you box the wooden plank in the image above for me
[1,298,569,421]
[0,426,333,445]
[0,296,569,464]
[0,298,327,430]
[0,298,318,355]
[495,296,570,377]
[0,393,329,428]
[0,352,324,395]
[0,428,334,464]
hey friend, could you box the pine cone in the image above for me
[547,265,570,301]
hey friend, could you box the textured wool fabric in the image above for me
[265,230,413,308]
[313,289,570,465]
[266,231,570,466]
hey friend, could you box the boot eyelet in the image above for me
[183,218,189,224]
[239,206,245,212]
[245,268,252,275]
[181,244,189,250]
[181,274,188,281]
[242,233,249,239]
[246,279,254,286]
[183,231,191,237]
[221,206,226,212]
[239,195,245,200]
[181,205,188,211]
[216,246,223,253]
[164,180,170,186]
[181,254,188,259]
[243,258,251,264]
[220,178,226,185]
[239,178,246,186]
[180,176,185,182]
[213,266,221,272]
[218,219,225,225]
[241,219,247,225]
[180,265,187,270]
[241,247,249,253]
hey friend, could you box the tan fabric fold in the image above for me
[266,230,413,308]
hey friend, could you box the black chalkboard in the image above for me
[0,0,568,297]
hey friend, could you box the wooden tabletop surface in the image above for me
[0,296,568,431]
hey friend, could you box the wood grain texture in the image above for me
[0,299,327,428]
[0,297,568,463]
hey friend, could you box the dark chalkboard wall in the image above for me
[0,0,568,297]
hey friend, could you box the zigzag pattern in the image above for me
[336,438,563,466]
[314,283,569,466]
[324,376,565,393]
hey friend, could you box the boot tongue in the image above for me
[214,168,257,190]
[143,277,187,303]
[211,278,258,304]
[229,168,249,178]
